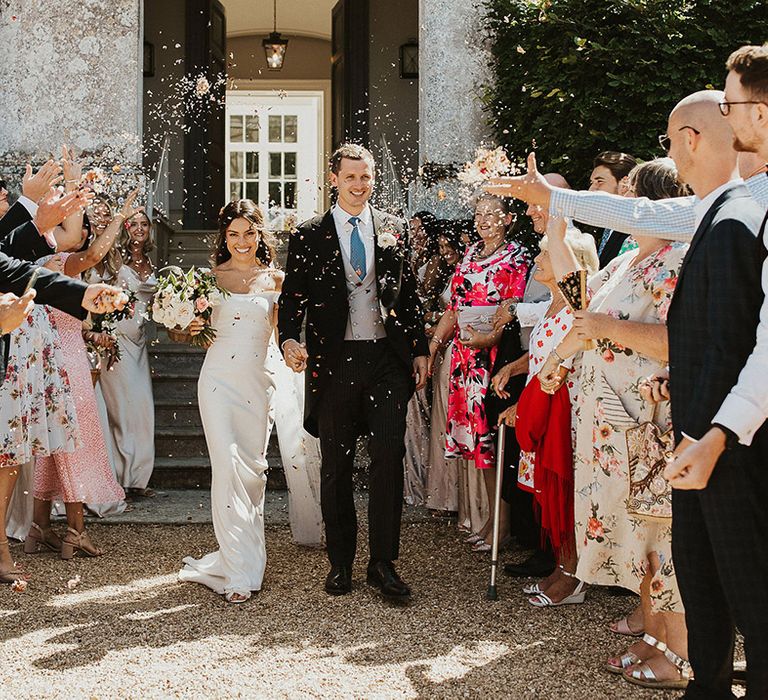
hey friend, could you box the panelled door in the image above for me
[225,92,322,231]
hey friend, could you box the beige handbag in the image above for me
[625,404,675,521]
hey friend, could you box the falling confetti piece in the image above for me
[67,575,81,590]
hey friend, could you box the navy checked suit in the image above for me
[667,185,768,699]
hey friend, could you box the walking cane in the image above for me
[486,426,506,601]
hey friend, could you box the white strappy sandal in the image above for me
[527,568,586,607]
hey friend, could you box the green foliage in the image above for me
[484,0,768,186]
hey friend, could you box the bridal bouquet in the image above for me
[85,290,138,372]
[457,146,516,186]
[151,266,226,346]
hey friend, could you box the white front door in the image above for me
[225,91,322,231]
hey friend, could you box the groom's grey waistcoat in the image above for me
[338,240,386,341]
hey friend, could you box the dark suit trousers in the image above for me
[317,340,410,567]
[672,457,768,699]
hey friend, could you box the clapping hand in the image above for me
[283,338,309,373]
[34,188,94,234]
[82,284,129,315]
[119,189,142,221]
[22,160,63,203]
[484,152,552,207]
[639,373,670,403]
[0,290,36,334]
[61,145,83,192]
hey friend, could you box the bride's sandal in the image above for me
[623,646,692,690]
[225,591,251,604]
[60,528,105,560]
[0,540,28,584]
[605,634,665,675]
[23,523,62,554]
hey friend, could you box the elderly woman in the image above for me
[428,194,532,549]
[539,158,692,690]
[491,226,598,605]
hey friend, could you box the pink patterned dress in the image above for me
[34,253,125,504]
[445,240,530,470]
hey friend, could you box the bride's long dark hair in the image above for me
[212,199,277,267]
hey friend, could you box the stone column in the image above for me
[0,0,143,174]
[412,0,493,216]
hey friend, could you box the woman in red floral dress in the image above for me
[428,194,531,547]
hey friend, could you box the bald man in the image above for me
[662,91,768,698]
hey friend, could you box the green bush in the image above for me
[484,0,768,186]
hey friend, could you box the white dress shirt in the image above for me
[332,203,374,272]
[551,172,768,446]
[692,179,741,230]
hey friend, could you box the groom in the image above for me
[279,144,428,602]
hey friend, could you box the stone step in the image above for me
[155,426,208,460]
[151,373,199,401]
[150,453,286,490]
[149,345,206,374]
[154,400,202,428]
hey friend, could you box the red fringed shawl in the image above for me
[515,375,574,553]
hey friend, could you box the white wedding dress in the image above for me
[179,289,323,602]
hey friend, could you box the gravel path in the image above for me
[0,516,743,699]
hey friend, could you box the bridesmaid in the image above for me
[25,194,140,559]
[99,211,157,498]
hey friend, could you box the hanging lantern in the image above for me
[263,0,288,71]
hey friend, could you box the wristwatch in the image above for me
[712,423,739,450]
[507,301,518,318]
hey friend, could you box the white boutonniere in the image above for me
[377,222,401,250]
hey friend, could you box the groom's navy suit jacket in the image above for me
[278,206,429,437]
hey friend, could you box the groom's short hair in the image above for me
[727,45,768,101]
[329,143,376,174]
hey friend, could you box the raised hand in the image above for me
[82,284,129,315]
[22,160,63,203]
[283,338,308,373]
[484,152,552,207]
[61,145,83,192]
[34,188,94,234]
[0,290,36,334]
[119,189,142,221]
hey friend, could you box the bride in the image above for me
[179,199,322,604]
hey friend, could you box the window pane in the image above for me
[245,115,259,142]
[229,152,243,178]
[229,181,242,201]
[245,181,259,201]
[269,181,282,206]
[269,152,282,177]
[229,115,244,142]
[284,181,297,209]
[284,115,297,143]
[268,115,282,142]
[246,152,259,178]
[284,152,297,177]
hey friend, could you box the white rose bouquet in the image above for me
[151,266,227,346]
[457,146,517,186]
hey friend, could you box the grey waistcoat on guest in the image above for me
[339,241,387,341]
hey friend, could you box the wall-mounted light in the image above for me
[263,0,288,71]
[399,39,418,79]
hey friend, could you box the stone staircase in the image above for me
[148,220,285,490]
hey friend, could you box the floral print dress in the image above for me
[573,242,688,612]
[445,240,530,470]
[0,306,80,468]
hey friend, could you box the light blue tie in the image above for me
[348,216,367,280]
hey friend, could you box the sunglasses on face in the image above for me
[658,125,701,152]
[718,100,768,116]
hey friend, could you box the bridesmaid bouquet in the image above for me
[151,266,226,347]
[457,146,517,186]
[84,290,139,372]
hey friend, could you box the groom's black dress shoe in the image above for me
[366,561,411,603]
[325,565,352,595]
[503,549,555,578]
